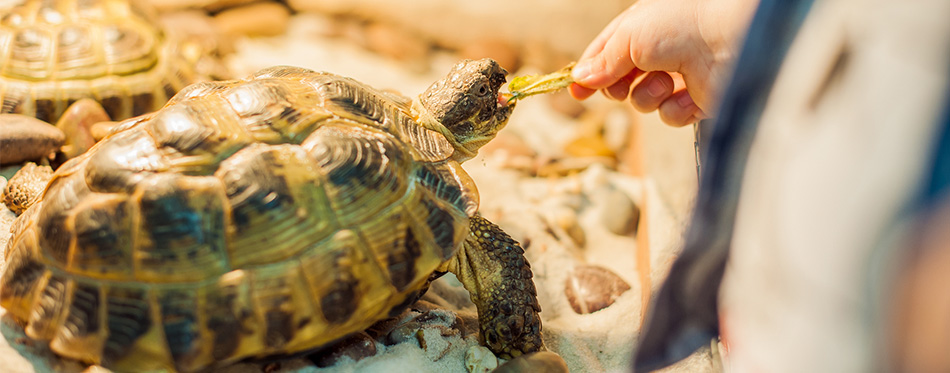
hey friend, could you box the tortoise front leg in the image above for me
[440,214,543,358]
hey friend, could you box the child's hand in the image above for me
[570,0,758,126]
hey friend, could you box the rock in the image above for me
[213,2,292,37]
[458,38,521,74]
[161,10,236,80]
[285,0,628,66]
[590,182,640,236]
[54,99,110,158]
[362,22,431,70]
[2,163,53,215]
[494,351,569,373]
[536,156,616,177]
[150,0,257,12]
[564,264,631,314]
[544,205,586,248]
[308,332,378,368]
[464,345,499,373]
[0,115,65,165]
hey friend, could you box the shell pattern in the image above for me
[0,0,199,123]
[0,66,483,372]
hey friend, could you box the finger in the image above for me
[602,69,643,101]
[658,90,702,127]
[629,71,674,112]
[570,83,598,100]
[579,5,632,60]
[572,19,638,88]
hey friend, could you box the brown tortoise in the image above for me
[0,0,217,162]
[0,59,543,372]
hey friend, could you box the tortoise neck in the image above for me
[410,98,477,162]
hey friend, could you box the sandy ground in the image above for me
[0,14,716,373]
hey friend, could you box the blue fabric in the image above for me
[632,0,815,371]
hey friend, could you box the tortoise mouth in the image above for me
[495,92,515,122]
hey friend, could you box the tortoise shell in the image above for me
[0,61,511,372]
[0,0,200,123]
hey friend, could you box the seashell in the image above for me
[564,265,631,314]
[494,351,569,373]
[465,345,499,373]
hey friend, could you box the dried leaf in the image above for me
[506,62,576,103]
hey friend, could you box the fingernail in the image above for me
[677,93,695,108]
[647,78,666,98]
[572,60,592,82]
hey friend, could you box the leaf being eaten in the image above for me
[505,62,576,103]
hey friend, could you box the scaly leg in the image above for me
[439,214,543,358]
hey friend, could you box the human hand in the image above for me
[570,0,759,126]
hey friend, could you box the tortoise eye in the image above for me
[475,83,489,97]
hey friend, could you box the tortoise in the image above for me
[0,0,218,162]
[0,58,543,372]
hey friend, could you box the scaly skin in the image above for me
[439,215,544,358]
[2,163,53,215]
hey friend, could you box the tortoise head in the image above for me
[418,58,513,161]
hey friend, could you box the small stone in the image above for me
[55,98,110,158]
[564,264,631,314]
[384,320,423,346]
[459,38,521,74]
[545,206,585,248]
[2,162,53,215]
[160,10,235,80]
[212,2,291,37]
[362,22,432,69]
[308,332,378,368]
[592,183,640,236]
[0,114,65,165]
[464,345,499,373]
[494,351,569,373]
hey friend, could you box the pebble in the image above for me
[593,184,640,236]
[494,351,569,373]
[464,345,499,373]
[54,99,110,158]
[160,10,236,80]
[213,2,291,37]
[308,332,378,368]
[362,22,432,70]
[564,264,631,314]
[545,205,586,248]
[0,115,65,166]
